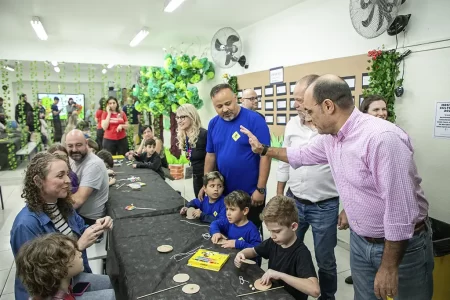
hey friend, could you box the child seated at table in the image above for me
[131,138,165,180]
[210,190,261,251]
[180,171,226,223]
[234,196,320,300]
[97,150,117,186]
[15,233,84,300]
[87,138,99,154]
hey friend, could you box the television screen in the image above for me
[37,93,85,120]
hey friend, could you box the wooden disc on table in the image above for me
[254,279,272,291]
[241,259,256,265]
[157,245,173,253]
[186,207,196,219]
[173,273,190,283]
[182,283,200,294]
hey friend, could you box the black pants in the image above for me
[102,137,128,155]
[193,174,204,199]
[248,201,265,237]
[53,119,62,142]
[96,128,104,151]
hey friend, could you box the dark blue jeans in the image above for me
[350,221,434,300]
[287,189,339,300]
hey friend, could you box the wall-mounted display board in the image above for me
[237,54,369,136]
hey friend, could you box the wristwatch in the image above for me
[256,187,266,194]
[260,144,269,156]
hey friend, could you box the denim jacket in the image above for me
[10,206,92,300]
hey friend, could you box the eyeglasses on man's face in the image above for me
[242,97,258,101]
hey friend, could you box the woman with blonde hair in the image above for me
[61,113,79,146]
[176,104,207,197]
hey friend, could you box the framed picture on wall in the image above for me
[290,114,297,120]
[265,99,274,111]
[264,85,274,97]
[359,95,364,106]
[237,90,243,99]
[257,99,262,110]
[254,87,262,96]
[276,82,287,96]
[362,73,370,88]
[341,76,356,91]
[276,114,287,125]
[265,114,274,125]
[290,81,296,95]
[277,98,287,111]
[269,66,284,84]
[289,98,296,109]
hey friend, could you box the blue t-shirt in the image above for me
[206,108,270,195]
[186,195,226,223]
[210,218,261,250]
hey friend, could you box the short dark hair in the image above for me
[202,171,224,186]
[76,120,89,131]
[312,77,354,110]
[224,190,251,211]
[54,97,60,102]
[86,138,99,153]
[98,97,106,110]
[20,93,26,100]
[97,150,114,168]
[16,233,79,298]
[144,138,156,147]
[141,125,153,134]
[210,83,233,98]
[359,94,387,113]
[47,143,68,156]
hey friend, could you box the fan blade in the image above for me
[376,8,384,31]
[226,35,240,47]
[362,4,375,28]
[360,0,372,10]
[215,39,223,51]
[225,54,232,65]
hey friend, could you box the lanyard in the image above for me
[185,136,192,161]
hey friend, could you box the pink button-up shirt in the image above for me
[287,108,428,241]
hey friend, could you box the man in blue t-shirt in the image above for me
[201,83,271,233]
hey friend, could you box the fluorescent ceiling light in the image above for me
[107,64,115,69]
[3,65,15,72]
[30,17,48,41]
[54,66,60,73]
[51,61,58,67]
[102,69,107,74]
[164,0,186,13]
[129,27,149,47]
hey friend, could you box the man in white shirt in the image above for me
[277,75,339,300]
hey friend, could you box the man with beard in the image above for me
[201,83,270,235]
[241,89,264,119]
[277,75,339,300]
[65,129,109,225]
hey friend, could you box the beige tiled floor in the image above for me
[0,162,355,299]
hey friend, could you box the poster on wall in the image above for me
[265,100,274,111]
[276,83,287,96]
[264,85,274,97]
[434,101,450,139]
[276,114,287,125]
[254,87,262,96]
[290,98,296,109]
[290,82,296,95]
[362,73,370,88]
[265,114,274,125]
[269,66,284,84]
[38,93,85,120]
[341,76,356,91]
[277,99,287,111]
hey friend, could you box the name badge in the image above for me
[232,131,240,141]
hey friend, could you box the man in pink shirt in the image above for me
[240,74,433,300]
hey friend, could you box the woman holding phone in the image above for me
[101,96,129,155]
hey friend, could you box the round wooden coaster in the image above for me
[157,245,173,253]
[186,207,196,219]
[173,273,190,283]
[254,279,272,291]
[182,283,200,294]
[241,259,256,265]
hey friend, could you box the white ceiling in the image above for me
[0,0,304,55]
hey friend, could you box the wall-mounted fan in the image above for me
[211,27,248,69]
[350,0,411,39]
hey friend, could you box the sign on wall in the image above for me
[434,101,450,139]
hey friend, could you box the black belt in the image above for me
[289,191,335,205]
[363,219,427,244]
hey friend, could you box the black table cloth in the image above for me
[106,167,185,220]
[107,213,294,300]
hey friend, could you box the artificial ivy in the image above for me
[0,60,17,169]
[223,73,238,94]
[363,48,403,123]
[15,62,28,150]
[43,61,54,144]
[30,61,42,151]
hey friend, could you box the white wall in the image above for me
[193,0,450,244]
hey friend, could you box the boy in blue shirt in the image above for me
[210,190,261,250]
[180,171,226,223]
[234,196,320,300]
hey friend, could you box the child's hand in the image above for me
[180,207,188,215]
[211,233,227,244]
[221,239,236,249]
[234,251,246,268]
[132,164,137,169]
[260,269,281,285]
[109,177,116,185]
[192,209,202,218]
[107,169,115,176]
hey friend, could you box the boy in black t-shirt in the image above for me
[132,138,165,179]
[235,196,320,300]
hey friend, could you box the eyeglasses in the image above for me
[175,115,188,120]
[242,97,258,101]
